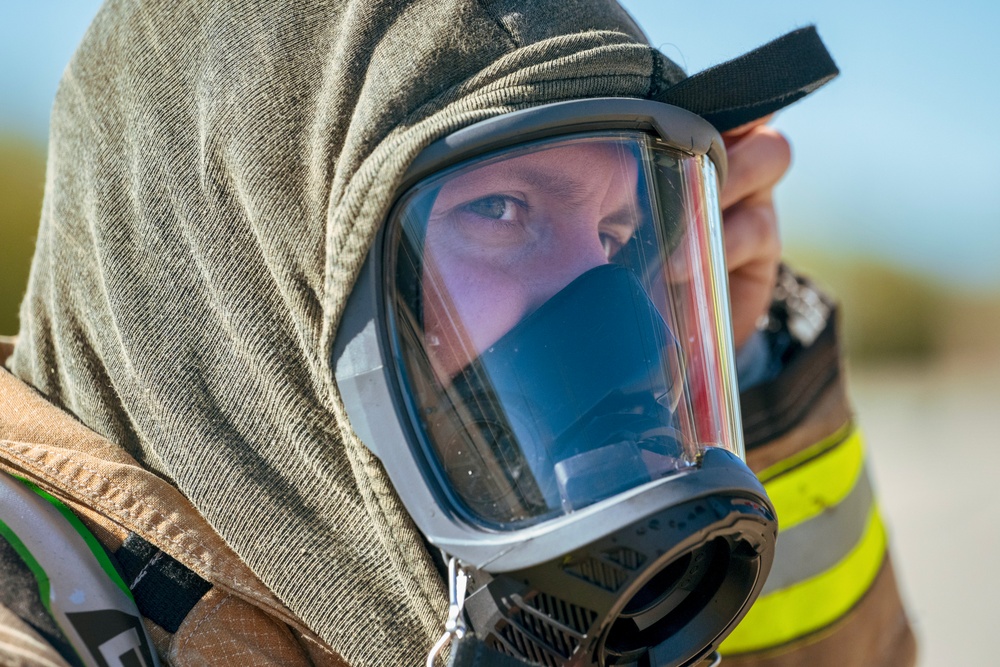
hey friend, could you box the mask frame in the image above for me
[334,97,760,567]
[333,98,776,666]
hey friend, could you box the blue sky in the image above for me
[3,2,999,288]
[619,1,1000,289]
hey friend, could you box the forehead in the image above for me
[432,138,641,202]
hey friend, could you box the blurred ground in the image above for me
[851,350,1000,666]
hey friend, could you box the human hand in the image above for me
[720,117,791,348]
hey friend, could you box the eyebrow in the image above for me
[496,159,645,238]
[494,163,590,205]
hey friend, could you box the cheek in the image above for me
[422,254,529,376]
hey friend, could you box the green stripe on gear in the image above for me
[13,476,134,602]
[0,514,53,615]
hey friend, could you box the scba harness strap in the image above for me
[0,473,213,667]
[0,473,160,667]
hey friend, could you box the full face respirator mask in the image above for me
[334,98,778,667]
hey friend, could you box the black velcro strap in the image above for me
[115,533,212,633]
[740,309,840,450]
[657,26,839,132]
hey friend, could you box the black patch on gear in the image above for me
[115,533,212,633]
[65,608,156,667]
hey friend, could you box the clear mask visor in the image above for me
[387,132,742,527]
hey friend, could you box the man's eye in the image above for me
[463,195,520,221]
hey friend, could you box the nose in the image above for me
[527,217,609,311]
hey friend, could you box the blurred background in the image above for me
[2,2,998,664]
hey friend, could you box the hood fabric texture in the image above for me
[9,1,834,664]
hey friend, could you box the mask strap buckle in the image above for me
[426,556,469,667]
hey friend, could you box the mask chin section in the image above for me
[462,492,774,667]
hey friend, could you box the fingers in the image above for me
[729,263,780,347]
[720,125,791,210]
[665,120,791,347]
[723,200,782,346]
[718,122,790,348]
[721,114,774,147]
[722,199,782,269]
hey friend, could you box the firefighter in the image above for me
[0,2,914,665]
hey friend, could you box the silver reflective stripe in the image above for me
[761,465,874,596]
[0,475,160,667]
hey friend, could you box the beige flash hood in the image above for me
[10,1,835,664]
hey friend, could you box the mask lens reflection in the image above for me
[390,132,739,526]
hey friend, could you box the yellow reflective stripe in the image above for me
[720,505,887,655]
[763,428,865,531]
[755,421,853,484]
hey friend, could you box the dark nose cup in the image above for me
[450,263,686,518]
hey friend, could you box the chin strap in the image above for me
[657,26,840,132]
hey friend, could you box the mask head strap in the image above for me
[657,26,840,132]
